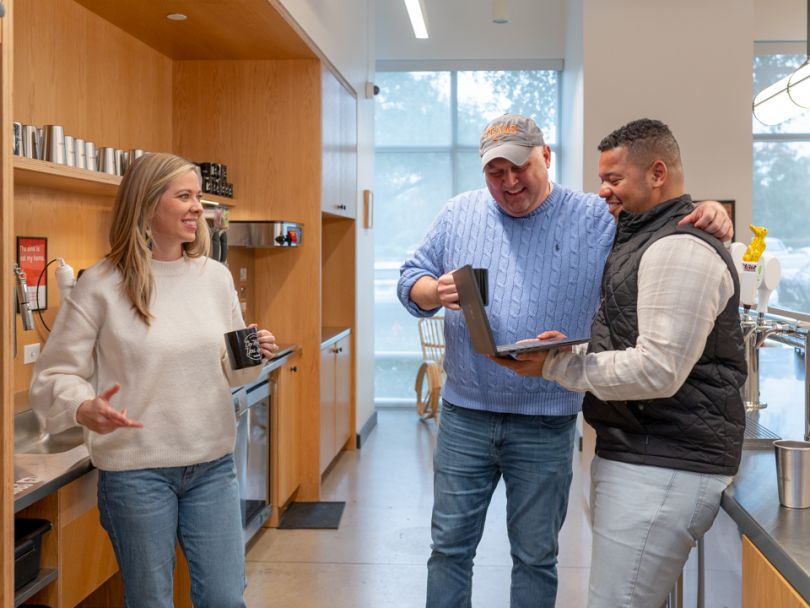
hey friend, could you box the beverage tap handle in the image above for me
[55,257,76,300]
[756,254,782,314]
[14,263,35,331]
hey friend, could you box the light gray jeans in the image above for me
[587,456,732,608]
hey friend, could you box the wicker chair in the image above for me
[415,316,445,422]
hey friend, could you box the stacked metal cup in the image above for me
[10,122,147,176]
[97,147,117,175]
[42,125,65,164]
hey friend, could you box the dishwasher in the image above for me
[233,370,275,544]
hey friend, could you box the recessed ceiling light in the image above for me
[166,13,188,21]
[404,0,428,39]
[492,0,509,24]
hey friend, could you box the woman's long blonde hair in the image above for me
[107,153,210,325]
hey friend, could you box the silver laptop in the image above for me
[452,265,589,357]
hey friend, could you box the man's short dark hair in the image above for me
[597,118,681,170]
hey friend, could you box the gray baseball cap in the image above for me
[479,113,545,169]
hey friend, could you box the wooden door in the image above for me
[319,344,336,474]
[338,82,357,218]
[334,336,351,451]
[273,354,301,507]
[321,67,342,216]
[742,535,809,607]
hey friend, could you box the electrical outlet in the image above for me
[239,267,248,282]
[23,343,40,365]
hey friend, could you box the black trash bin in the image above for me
[14,518,52,590]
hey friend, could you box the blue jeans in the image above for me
[98,454,247,608]
[587,456,732,608]
[427,401,576,608]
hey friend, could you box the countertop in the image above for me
[321,326,351,348]
[721,344,810,601]
[14,344,299,513]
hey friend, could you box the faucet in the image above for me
[740,310,810,441]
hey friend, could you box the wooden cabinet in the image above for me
[335,337,351,455]
[272,353,302,510]
[320,345,337,474]
[321,67,358,218]
[320,333,352,474]
[18,470,117,607]
[742,535,809,608]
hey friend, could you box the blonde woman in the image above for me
[31,153,278,607]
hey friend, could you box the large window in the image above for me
[753,51,810,313]
[373,69,560,404]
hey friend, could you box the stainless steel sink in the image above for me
[14,409,85,454]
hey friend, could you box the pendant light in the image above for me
[753,0,810,125]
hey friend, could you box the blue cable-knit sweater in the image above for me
[398,183,615,416]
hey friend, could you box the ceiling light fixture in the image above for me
[404,0,429,39]
[492,0,509,24]
[753,0,810,125]
[166,13,188,21]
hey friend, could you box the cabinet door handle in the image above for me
[290,366,298,373]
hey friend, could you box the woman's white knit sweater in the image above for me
[30,256,262,471]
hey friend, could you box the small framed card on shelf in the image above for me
[17,236,48,310]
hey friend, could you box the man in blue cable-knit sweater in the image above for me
[397,113,733,608]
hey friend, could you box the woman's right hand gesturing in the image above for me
[76,384,144,434]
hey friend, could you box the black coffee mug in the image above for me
[225,327,263,370]
[472,268,489,306]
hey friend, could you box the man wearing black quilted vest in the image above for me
[493,118,747,608]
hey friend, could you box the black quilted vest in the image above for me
[583,195,747,475]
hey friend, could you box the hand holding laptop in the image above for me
[488,330,574,376]
[452,265,589,357]
[435,272,462,311]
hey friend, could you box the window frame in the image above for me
[752,43,810,316]
[373,66,563,405]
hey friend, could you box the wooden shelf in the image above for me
[14,158,239,205]
[74,0,316,60]
[14,157,121,197]
[14,567,58,607]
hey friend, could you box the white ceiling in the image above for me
[375,0,566,64]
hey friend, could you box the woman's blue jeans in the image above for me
[426,401,576,608]
[98,453,247,608]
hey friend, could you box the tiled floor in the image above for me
[244,408,592,607]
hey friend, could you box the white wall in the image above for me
[753,0,806,40]
[278,0,374,90]
[577,0,754,233]
[376,0,565,62]
[561,0,584,191]
[278,0,377,438]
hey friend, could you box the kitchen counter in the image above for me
[721,344,810,602]
[321,326,350,348]
[14,444,93,513]
[14,344,300,512]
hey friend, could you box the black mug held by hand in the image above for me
[225,327,263,370]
